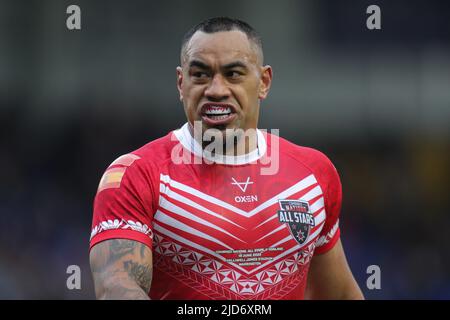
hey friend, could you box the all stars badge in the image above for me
[277,199,315,245]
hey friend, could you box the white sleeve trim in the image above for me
[315,219,339,247]
[90,219,153,241]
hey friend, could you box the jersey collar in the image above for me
[173,122,267,165]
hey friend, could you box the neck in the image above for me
[188,123,258,157]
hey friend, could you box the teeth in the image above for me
[206,114,230,120]
[204,106,231,115]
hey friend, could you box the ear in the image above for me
[258,66,272,100]
[258,65,273,100]
[176,66,183,101]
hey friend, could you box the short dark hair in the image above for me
[180,17,263,64]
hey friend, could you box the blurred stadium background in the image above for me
[1,0,449,299]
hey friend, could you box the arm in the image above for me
[305,239,364,300]
[90,239,153,300]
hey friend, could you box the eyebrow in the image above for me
[188,60,248,71]
[189,60,211,70]
[222,61,248,70]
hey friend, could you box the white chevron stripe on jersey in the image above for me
[271,235,295,249]
[247,174,318,217]
[159,195,246,244]
[255,224,287,243]
[161,173,248,216]
[313,209,326,228]
[153,222,250,274]
[309,197,325,213]
[159,183,245,229]
[154,210,234,250]
[160,173,318,218]
[301,185,323,202]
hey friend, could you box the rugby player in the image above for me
[89,17,363,300]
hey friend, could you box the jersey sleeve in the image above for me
[89,153,158,250]
[314,154,342,255]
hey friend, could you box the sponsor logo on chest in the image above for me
[231,177,258,203]
[234,195,258,203]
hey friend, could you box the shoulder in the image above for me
[264,132,341,196]
[266,131,338,175]
[130,131,177,166]
[97,130,176,190]
[105,129,177,172]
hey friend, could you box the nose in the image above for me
[204,74,230,101]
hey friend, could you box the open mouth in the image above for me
[200,103,237,125]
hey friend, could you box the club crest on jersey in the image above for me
[277,200,315,245]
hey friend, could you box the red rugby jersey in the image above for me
[90,123,342,300]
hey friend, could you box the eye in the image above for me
[192,71,209,79]
[226,70,243,79]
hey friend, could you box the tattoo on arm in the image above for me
[90,239,153,300]
[123,260,152,294]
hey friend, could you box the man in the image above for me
[89,17,363,300]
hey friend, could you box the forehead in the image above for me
[184,30,259,66]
